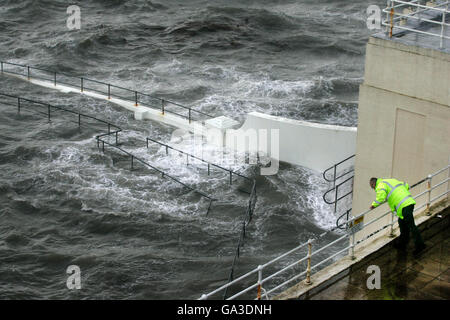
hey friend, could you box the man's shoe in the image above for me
[413,243,427,256]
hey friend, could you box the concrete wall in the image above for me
[233,112,357,173]
[352,36,450,242]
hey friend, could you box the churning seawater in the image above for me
[0,0,385,299]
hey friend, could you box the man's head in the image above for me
[369,177,378,190]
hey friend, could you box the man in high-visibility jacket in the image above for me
[369,177,426,255]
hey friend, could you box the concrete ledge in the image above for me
[369,36,450,62]
[274,199,449,300]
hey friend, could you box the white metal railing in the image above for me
[382,0,450,48]
[199,164,450,300]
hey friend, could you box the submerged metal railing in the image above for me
[0,91,260,298]
[0,92,217,213]
[146,138,255,190]
[383,0,449,48]
[0,92,121,136]
[0,61,215,123]
[145,137,258,299]
[96,136,216,213]
[223,179,257,299]
[199,164,450,300]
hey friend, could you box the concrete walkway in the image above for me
[308,207,449,300]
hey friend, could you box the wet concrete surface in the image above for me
[309,207,449,300]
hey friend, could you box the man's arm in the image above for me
[370,186,387,209]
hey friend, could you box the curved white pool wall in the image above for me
[226,112,357,173]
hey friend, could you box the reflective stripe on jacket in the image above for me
[371,178,416,219]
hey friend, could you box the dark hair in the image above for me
[370,177,378,185]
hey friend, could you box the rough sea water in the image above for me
[0,0,386,299]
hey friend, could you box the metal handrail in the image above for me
[1,91,261,294]
[0,61,215,123]
[98,138,213,198]
[146,137,257,299]
[199,164,450,300]
[223,179,257,299]
[322,154,355,213]
[146,138,254,185]
[383,0,450,48]
[0,92,121,132]
[336,208,352,230]
[0,92,217,214]
[334,174,443,230]
[145,137,258,299]
[323,175,354,213]
[322,154,355,183]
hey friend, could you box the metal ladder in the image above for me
[322,155,355,229]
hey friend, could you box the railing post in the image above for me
[389,5,395,38]
[389,212,395,237]
[440,4,447,49]
[305,239,312,285]
[131,155,134,170]
[134,91,138,107]
[189,108,191,124]
[334,184,338,213]
[256,265,263,300]
[48,104,51,121]
[81,77,84,92]
[108,84,111,99]
[332,165,337,189]
[161,99,165,115]
[447,164,450,202]
[350,225,356,260]
[27,66,30,80]
[448,164,450,199]
[206,198,213,216]
[17,97,20,113]
[346,210,351,230]
[54,72,57,86]
[386,0,392,35]
[1,61,3,73]
[426,174,432,215]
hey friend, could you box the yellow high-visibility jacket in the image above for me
[372,178,416,219]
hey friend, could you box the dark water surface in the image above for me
[0,0,385,299]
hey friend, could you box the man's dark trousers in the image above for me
[397,204,425,249]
